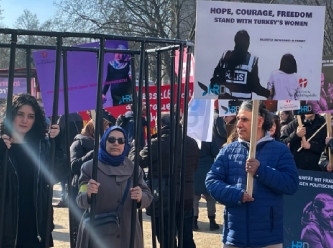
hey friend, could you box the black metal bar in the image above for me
[0,28,188,45]
[145,45,180,53]
[176,45,186,248]
[0,33,17,248]
[132,51,145,234]
[168,47,177,248]
[44,35,62,248]
[88,37,105,248]
[61,50,77,248]
[129,41,145,248]
[0,43,142,55]
[155,51,165,248]
[143,51,157,248]
[26,48,32,94]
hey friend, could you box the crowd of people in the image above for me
[2,93,333,248]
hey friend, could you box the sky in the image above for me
[1,0,57,28]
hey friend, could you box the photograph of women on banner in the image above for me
[307,59,333,114]
[33,40,131,117]
[284,169,333,248]
[194,1,325,101]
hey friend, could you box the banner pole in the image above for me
[246,100,259,196]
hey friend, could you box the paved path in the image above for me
[52,183,224,248]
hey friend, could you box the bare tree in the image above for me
[56,0,196,39]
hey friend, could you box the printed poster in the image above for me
[0,77,36,99]
[307,58,333,114]
[284,169,333,248]
[277,100,301,112]
[194,1,325,101]
[33,40,131,117]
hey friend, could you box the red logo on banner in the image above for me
[41,51,48,58]
[299,78,308,88]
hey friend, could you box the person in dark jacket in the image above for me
[54,112,83,208]
[210,30,271,99]
[115,104,147,150]
[193,109,227,231]
[280,113,326,171]
[278,110,294,134]
[69,119,95,246]
[0,93,60,247]
[137,112,200,248]
[206,100,299,248]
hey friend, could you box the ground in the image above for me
[52,183,224,248]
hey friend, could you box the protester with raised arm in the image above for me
[280,112,326,171]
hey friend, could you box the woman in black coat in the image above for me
[0,93,60,247]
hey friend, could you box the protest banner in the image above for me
[33,40,130,116]
[307,58,333,114]
[0,77,36,99]
[194,1,325,101]
[284,169,333,248]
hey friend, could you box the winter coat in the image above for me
[194,141,218,195]
[280,114,326,171]
[194,113,227,195]
[70,133,94,190]
[75,157,153,248]
[0,138,54,248]
[138,126,200,212]
[206,134,299,247]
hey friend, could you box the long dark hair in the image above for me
[271,114,281,140]
[279,54,297,74]
[8,93,47,142]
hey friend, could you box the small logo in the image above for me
[118,94,132,105]
[285,240,309,248]
[298,78,308,88]
[297,105,312,114]
[197,82,225,96]
[224,105,239,114]
[41,51,48,58]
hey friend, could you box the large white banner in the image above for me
[194,1,325,101]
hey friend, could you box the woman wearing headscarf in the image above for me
[75,126,153,248]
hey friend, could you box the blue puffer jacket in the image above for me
[206,134,299,247]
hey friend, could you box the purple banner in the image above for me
[0,77,28,98]
[284,169,333,248]
[33,40,130,116]
[307,58,333,114]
